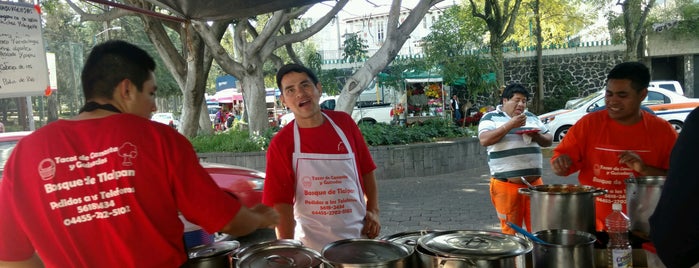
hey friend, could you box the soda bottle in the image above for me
[606,203,633,268]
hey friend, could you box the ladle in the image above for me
[520,176,536,189]
[505,221,549,245]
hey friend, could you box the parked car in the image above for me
[0,131,33,177]
[151,112,180,128]
[279,96,393,127]
[540,87,699,141]
[650,80,684,96]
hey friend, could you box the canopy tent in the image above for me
[210,88,243,103]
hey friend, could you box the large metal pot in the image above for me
[625,176,665,238]
[185,241,240,268]
[322,239,413,268]
[519,184,607,234]
[379,230,440,268]
[532,229,596,268]
[235,241,328,268]
[416,230,532,268]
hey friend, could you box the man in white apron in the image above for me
[551,62,677,231]
[262,64,381,251]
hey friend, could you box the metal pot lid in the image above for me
[237,245,324,268]
[417,230,532,259]
[379,230,439,247]
[188,241,240,259]
[322,238,412,264]
[236,239,304,259]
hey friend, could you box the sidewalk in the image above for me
[377,153,573,237]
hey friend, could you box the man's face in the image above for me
[280,71,322,121]
[605,78,646,124]
[126,71,157,118]
[501,92,527,117]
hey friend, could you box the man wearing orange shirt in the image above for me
[551,62,678,231]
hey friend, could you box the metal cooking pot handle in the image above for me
[518,188,532,195]
[593,188,608,196]
[438,256,477,267]
[265,255,295,266]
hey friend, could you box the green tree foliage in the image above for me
[421,5,496,104]
[468,0,524,89]
[342,33,369,63]
[510,0,592,48]
[646,0,699,40]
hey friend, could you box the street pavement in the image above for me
[376,150,575,237]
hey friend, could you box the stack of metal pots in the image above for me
[414,230,532,267]
[518,184,606,234]
[518,184,607,267]
[625,176,666,239]
[234,239,328,268]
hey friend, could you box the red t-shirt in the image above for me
[262,110,376,206]
[552,110,677,230]
[0,114,241,267]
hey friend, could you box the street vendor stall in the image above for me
[404,75,447,125]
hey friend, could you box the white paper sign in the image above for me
[0,2,49,98]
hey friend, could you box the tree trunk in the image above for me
[240,68,268,135]
[47,93,59,123]
[491,39,505,95]
[534,0,544,114]
[335,0,438,114]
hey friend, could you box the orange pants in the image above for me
[489,177,543,235]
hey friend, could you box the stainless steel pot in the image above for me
[519,184,607,234]
[185,241,240,268]
[322,239,413,268]
[416,230,532,268]
[532,229,596,268]
[625,176,665,238]
[236,242,328,268]
[379,230,440,268]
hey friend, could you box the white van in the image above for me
[650,80,684,96]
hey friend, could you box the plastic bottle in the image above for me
[606,203,633,268]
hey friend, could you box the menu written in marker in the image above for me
[0,2,49,98]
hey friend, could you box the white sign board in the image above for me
[0,2,49,98]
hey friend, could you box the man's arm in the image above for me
[618,151,667,176]
[0,253,44,268]
[479,114,524,147]
[361,171,380,238]
[530,132,553,147]
[218,204,279,237]
[273,203,295,239]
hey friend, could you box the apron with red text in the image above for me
[292,113,366,251]
[588,117,652,231]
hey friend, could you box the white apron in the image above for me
[292,113,366,251]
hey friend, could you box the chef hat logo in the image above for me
[38,158,56,180]
[302,176,313,188]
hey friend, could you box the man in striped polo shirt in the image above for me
[477,84,553,235]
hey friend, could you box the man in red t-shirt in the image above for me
[262,64,380,251]
[0,40,278,268]
[551,62,677,231]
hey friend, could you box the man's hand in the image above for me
[250,204,280,229]
[362,210,381,239]
[551,154,573,176]
[618,151,645,174]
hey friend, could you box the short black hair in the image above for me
[606,62,650,92]
[276,63,319,92]
[501,83,530,100]
[81,40,156,100]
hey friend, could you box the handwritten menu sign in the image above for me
[0,2,48,98]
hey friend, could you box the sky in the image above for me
[304,0,432,19]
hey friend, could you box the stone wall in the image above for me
[197,137,489,180]
[504,51,625,99]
